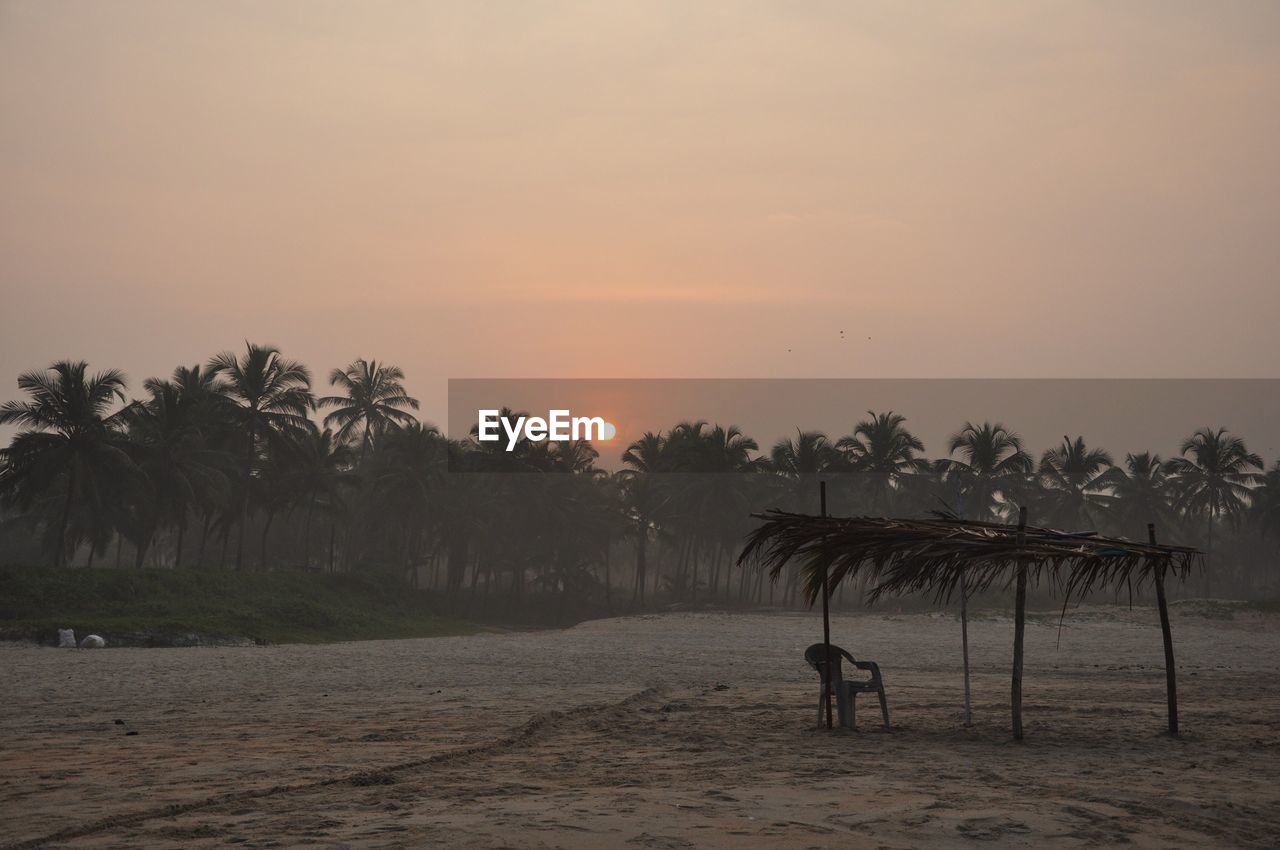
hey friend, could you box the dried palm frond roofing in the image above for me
[739,510,1203,606]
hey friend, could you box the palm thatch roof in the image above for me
[739,510,1202,606]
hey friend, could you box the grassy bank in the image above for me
[0,566,478,645]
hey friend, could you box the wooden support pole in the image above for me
[820,481,833,730]
[960,571,972,726]
[1149,523,1179,736]
[1011,506,1028,742]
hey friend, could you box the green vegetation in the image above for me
[0,566,477,645]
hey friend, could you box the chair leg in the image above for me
[843,687,855,729]
[878,686,891,729]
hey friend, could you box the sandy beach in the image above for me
[2,605,1279,848]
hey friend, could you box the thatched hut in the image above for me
[739,508,1203,739]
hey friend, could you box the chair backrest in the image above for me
[804,643,855,682]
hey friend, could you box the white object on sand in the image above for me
[79,634,106,649]
[58,628,77,648]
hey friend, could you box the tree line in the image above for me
[2,344,1278,611]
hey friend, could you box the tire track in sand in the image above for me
[3,686,664,850]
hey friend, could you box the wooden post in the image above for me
[1149,523,1179,736]
[960,571,972,726]
[821,481,833,730]
[1011,506,1028,741]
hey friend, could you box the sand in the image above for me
[2,605,1279,848]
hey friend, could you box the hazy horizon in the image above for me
[4,1,1279,433]
[447,378,1280,469]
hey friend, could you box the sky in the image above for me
[2,1,1279,436]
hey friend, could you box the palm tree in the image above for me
[698,424,761,472]
[1106,452,1176,540]
[373,422,447,575]
[1167,427,1263,596]
[837,411,929,515]
[1036,436,1114,531]
[768,430,835,509]
[935,422,1031,725]
[938,422,1032,521]
[285,426,358,569]
[160,363,227,402]
[621,431,670,604]
[661,422,763,601]
[0,361,136,566]
[767,429,838,601]
[148,364,233,566]
[208,343,313,570]
[124,379,233,567]
[770,430,836,478]
[1251,460,1280,546]
[319,359,419,464]
[547,439,600,473]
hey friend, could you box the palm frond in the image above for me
[739,509,1202,607]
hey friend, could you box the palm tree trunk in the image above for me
[1204,507,1214,599]
[115,534,123,569]
[411,531,422,589]
[174,521,186,569]
[236,423,256,571]
[196,515,211,569]
[54,464,78,568]
[446,533,468,592]
[688,543,699,604]
[303,495,316,569]
[343,511,359,572]
[633,524,647,606]
[673,536,687,599]
[328,521,337,574]
[603,546,613,613]
[135,530,152,569]
[259,508,276,571]
[665,537,686,596]
[400,526,413,585]
[960,572,972,726]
